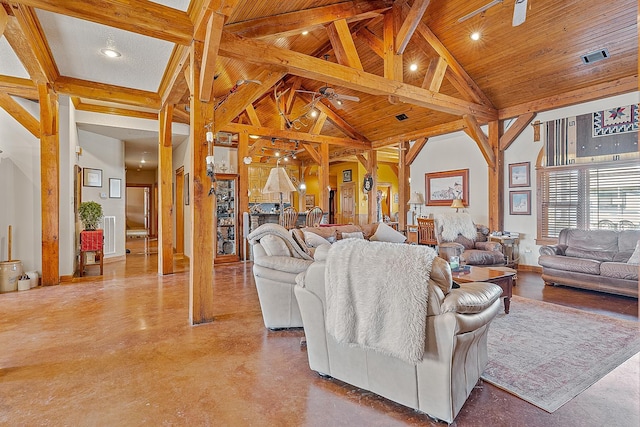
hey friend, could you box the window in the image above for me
[538,160,640,239]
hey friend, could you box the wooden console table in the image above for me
[79,250,103,276]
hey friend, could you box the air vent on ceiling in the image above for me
[395,113,409,121]
[581,48,610,65]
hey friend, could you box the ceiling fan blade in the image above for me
[458,0,503,23]
[512,0,527,26]
[295,89,317,95]
[336,94,360,102]
[329,99,345,109]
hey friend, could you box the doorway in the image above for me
[126,186,150,238]
[175,167,184,256]
[340,182,356,224]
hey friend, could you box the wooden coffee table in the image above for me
[452,266,517,313]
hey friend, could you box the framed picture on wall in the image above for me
[83,168,102,187]
[343,169,352,182]
[425,169,469,206]
[509,162,530,187]
[109,178,121,198]
[305,194,315,210]
[510,190,531,215]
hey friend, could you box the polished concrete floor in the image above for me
[0,238,638,426]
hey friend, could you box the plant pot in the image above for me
[81,229,103,251]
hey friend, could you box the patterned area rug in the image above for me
[482,296,640,412]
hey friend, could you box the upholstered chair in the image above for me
[434,213,505,266]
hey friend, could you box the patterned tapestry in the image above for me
[545,104,639,166]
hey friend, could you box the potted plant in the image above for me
[78,201,103,230]
[78,201,104,252]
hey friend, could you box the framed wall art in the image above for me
[509,190,531,215]
[509,161,530,187]
[343,169,352,182]
[425,169,469,206]
[305,194,315,210]
[109,178,121,198]
[83,168,102,187]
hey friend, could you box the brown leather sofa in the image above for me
[538,228,639,298]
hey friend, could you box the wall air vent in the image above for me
[581,48,610,65]
[395,113,409,121]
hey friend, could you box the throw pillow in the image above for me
[303,231,331,248]
[341,231,365,239]
[627,240,640,265]
[369,222,407,243]
[260,234,291,257]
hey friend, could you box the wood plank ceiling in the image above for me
[0,0,637,166]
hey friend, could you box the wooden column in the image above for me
[319,142,330,212]
[488,120,503,231]
[398,141,410,231]
[158,104,174,275]
[189,40,215,325]
[38,83,59,286]
[237,131,250,260]
[367,149,378,223]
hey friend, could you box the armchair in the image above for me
[434,213,505,266]
[294,242,503,423]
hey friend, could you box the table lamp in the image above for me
[407,191,424,224]
[450,198,465,213]
[262,159,297,225]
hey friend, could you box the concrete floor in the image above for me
[0,238,638,426]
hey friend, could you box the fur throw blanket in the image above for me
[247,223,313,260]
[435,213,477,241]
[325,239,437,364]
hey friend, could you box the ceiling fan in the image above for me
[296,86,360,110]
[458,0,528,27]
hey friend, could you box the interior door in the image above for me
[175,167,184,255]
[340,182,355,225]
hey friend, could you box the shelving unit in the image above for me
[215,174,239,263]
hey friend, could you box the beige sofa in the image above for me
[294,243,503,424]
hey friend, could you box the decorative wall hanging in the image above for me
[509,162,530,188]
[83,168,102,187]
[510,190,531,215]
[425,169,469,206]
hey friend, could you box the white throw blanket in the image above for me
[325,239,437,364]
[435,213,477,241]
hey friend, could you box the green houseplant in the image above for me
[78,201,103,230]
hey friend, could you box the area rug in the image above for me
[482,296,640,412]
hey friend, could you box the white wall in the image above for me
[172,137,191,257]
[78,130,126,259]
[411,91,640,267]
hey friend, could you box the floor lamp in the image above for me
[262,160,297,225]
[407,191,424,225]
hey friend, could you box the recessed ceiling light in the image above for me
[100,48,121,58]
[470,32,481,41]
[249,134,260,139]
[302,30,309,35]
[409,63,418,72]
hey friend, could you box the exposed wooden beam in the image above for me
[38,83,59,286]
[3,15,48,83]
[367,149,377,223]
[219,32,497,121]
[0,91,40,137]
[221,122,369,149]
[310,111,328,135]
[422,57,447,92]
[72,100,159,121]
[408,4,493,107]
[224,0,392,40]
[319,142,330,211]
[13,0,193,45]
[405,137,427,166]
[500,112,536,151]
[0,75,38,100]
[0,5,9,37]
[297,92,369,142]
[245,104,261,127]
[356,153,369,169]
[159,45,190,107]
[398,140,409,231]
[285,77,301,115]
[199,12,226,102]
[54,76,161,109]
[498,75,638,119]
[488,120,502,231]
[356,27,384,58]
[395,0,430,54]
[191,0,242,41]
[372,119,466,148]
[383,7,402,83]
[463,114,495,168]
[214,68,286,130]
[326,19,363,70]
[302,143,322,164]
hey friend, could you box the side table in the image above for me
[490,234,520,268]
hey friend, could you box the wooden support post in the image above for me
[189,41,215,325]
[488,120,503,232]
[398,141,410,232]
[367,149,378,224]
[38,83,59,286]
[238,131,250,260]
[319,142,330,212]
[158,104,174,275]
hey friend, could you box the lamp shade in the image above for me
[262,167,297,194]
[450,199,465,209]
[407,191,424,205]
